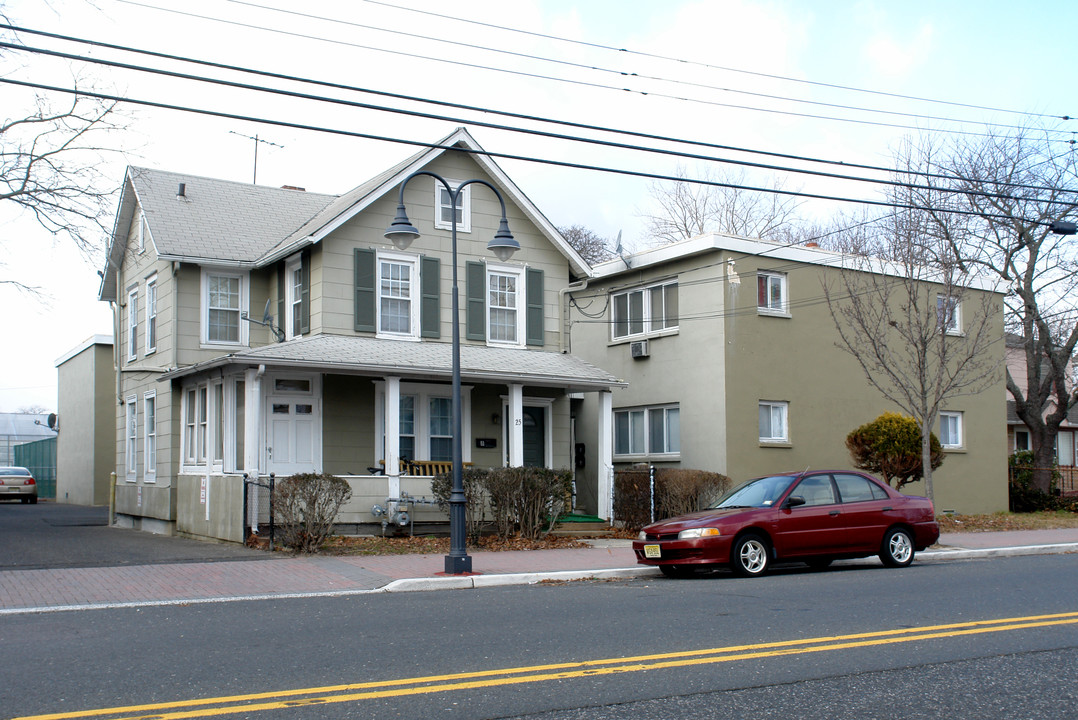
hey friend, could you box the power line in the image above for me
[104,0,1070,142]
[222,0,1054,135]
[5,27,1075,206]
[6,23,1069,198]
[358,0,1074,122]
[1,75,1067,231]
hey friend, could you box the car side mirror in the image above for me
[785,496,806,508]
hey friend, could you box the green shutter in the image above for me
[526,267,544,346]
[465,260,486,341]
[420,255,440,338]
[354,248,375,333]
[300,249,311,335]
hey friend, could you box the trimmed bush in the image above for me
[273,473,353,553]
[434,466,573,540]
[846,412,943,489]
[431,467,492,542]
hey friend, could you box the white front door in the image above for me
[264,375,321,476]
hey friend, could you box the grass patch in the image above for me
[937,510,1078,533]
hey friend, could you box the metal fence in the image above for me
[242,473,275,550]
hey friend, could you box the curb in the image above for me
[382,566,659,593]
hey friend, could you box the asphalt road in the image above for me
[3,552,1076,719]
[0,502,262,569]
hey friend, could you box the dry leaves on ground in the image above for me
[937,511,1078,533]
[318,533,590,556]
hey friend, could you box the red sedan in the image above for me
[633,470,939,578]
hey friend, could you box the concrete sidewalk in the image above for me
[1,530,1075,615]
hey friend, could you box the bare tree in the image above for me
[558,224,615,265]
[641,165,803,244]
[1,90,122,273]
[906,127,1078,494]
[824,206,1003,502]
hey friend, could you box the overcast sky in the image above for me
[1,0,1074,412]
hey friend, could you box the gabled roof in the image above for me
[100,128,590,300]
[160,334,626,392]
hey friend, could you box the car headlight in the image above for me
[637,530,648,541]
[678,527,721,539]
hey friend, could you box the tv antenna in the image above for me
[229,131,283,184]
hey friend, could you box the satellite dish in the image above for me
[262,298,273,325]
[47,413,58,431]
[615,230,631,268]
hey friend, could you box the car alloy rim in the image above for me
[740,539,766,573]
[889,532,912,563]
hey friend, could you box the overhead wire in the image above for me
[6,23,1069,198]
[357,0,1073,122]
[222,0,1055,135]
[4,26,1075,207]
[106,0,1070,142]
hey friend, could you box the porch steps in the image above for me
[550,514,616,537]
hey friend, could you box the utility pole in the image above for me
[228,131,283,184]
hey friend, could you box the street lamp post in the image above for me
[385,171,519,575]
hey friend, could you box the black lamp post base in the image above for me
[444,554,473,575]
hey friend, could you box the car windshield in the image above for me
[711,475,798,509]
[0,467,30,476]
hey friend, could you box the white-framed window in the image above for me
[286,256,303,340]
[181,380,228,470]
[937,295,962,335]
[487,263,524,345]
[759,400,789,443]
[1015,429,1030,452]
[197,385,208,463]
[201,268,249,346]
[433,180,471,232]
[144,392,156,481]
[376,382,472,463]
[125,396,137,479]
[184,387,197,464]
[757,271,788,315]
[136,207,147,253]
[612,281,678,341]
[145,275,157,354]
[940,411,963,449]
[127,287,139,361]
[377,251,419,338]
[614,404,680,458]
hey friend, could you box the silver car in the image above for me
[0,467,38,503]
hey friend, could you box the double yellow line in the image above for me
[15,611,1078,720]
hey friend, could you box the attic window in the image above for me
[433,180,471,233]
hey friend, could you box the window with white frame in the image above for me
[937,295,962,335]
[614,404,680,457]
[136,208,147,253]
[145,276,157,354]
[144,392,156,481]
[377,383,471,463]
[125,397,137,478]
[285,256,303,340]
[1015,429,1030,452]
[939,411,963,449]
[181,380,229,469]
[202,269,248,345]
[184,387,197,463]
[757,271,788,314]
[378,253,419,338]
[612,281,678,340]
[433,180,471,232]
[197,385,208,463]
[127,287,139,361]
[488,266,523,344]
[759,401,789,443]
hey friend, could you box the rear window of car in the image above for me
[0,467,31,476]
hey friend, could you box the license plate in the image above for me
[644,544,661,559]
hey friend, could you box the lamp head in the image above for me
[487,217,519,262]
[384,204,420,250]
[1049,220,1077,236]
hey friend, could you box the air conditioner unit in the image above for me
[630,339,650,359]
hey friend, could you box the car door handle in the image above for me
[882,506,893,511]
[829,510,840,516]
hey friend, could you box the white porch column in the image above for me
[385,376,401,500]
[597,390,614,521]
[244,367,263,477]
[508,383,524,467]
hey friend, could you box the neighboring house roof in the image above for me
[160,334,626,392]
[100,127,590,300]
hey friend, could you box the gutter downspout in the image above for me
[558,278,589,354]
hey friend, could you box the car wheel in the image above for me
[880,527,914,568]
[731,533,770,577]
[806,558,833,570]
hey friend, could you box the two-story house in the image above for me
[99,127,624,541]
[569,233,1009,516]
